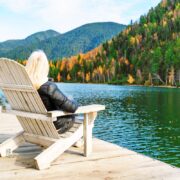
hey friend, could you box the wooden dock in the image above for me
[0,112,180,180]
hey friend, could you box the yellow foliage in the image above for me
[125,59,129,65]
[162,20,167,27]
[77,71,81,77]
[56,61,60,68]
[49,61,53,67]
[153,33,158,40]
[144,24,148,28]
[135,37,139,45]
[98,66,103,75]
[57,72,61,82]
[67,60,74,71]
[173,7,180,19]
[85,73,90,82]
[23,60,27,65]
[168,11,173,17]
[127,74,135,84]
[60,60,66,71]
[130,37,136,45]
[168,66,175,85]
[92,72,95,78]
[67,74,71,81]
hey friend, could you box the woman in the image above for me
[25,50,78,134]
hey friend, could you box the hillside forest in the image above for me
[19,0,180,86]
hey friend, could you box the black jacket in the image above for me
[37,81,78,112]
[37,81,78,133]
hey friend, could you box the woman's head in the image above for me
[25,50,49,89]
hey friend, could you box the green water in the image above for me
[0,84,180,167]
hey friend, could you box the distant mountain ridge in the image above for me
[0,30,60,53]
[0,22,126,60]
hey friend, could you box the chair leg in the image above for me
[75,112,96,149]
[34,125,83,170]
[0,131,25,157]
[83,113,94,157]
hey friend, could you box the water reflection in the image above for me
[0,84,180,167]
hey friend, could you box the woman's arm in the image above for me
[48,83,78,113]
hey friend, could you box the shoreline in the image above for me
[127,84,180,89]
[55,82,180,89]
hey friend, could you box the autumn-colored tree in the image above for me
[67,74,71,81]
[60,60,66,71]
[57,72,61,82]
[130,37,136,45]
[127,74,135,84]
[56,61,60,68]
[23,60,27,65]
[85,72,90,82]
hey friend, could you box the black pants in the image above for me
[53,115,75,134]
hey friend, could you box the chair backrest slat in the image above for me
[0,58,47,114]
[0,58,60,138]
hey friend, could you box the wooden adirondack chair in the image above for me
[0,58,105,170]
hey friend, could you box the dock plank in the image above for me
[0,112,180,180]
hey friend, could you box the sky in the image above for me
[0,0,161,42]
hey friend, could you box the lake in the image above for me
[0,83,180,167]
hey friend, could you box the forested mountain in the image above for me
[0,30,60,53]
[41,0,179,86]
[0,22,126,59]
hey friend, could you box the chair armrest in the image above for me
[1,108,52,121]
[47,104,105,118]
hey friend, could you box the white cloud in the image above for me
[29,0,150,31]
[0,0,36,13]
[0,0,161,41]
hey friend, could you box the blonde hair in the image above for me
[25,50,49,89]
